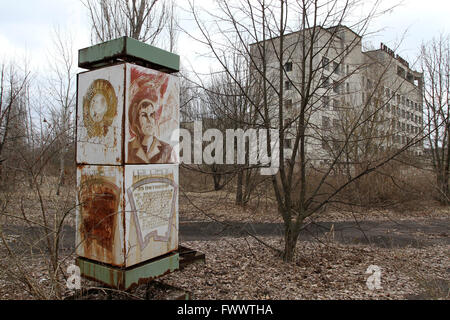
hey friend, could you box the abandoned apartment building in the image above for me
[250,25,424,167]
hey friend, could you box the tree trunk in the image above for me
[283,221,299,262]
[213,173,222,191]
[236,169,243,205]
[437,174,449,205]
[211,164,223,191]
[56,147,65,196]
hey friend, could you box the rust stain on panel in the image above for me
[79,178,120,263]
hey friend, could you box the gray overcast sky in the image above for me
[0,0,449,74]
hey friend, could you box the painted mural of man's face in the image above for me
[138,100,157,138]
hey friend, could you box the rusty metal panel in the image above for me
[124,63,180,165]
[124,164,179,268]
[76,64,125,165]
[76,165,125,267]
[76,252,179,291]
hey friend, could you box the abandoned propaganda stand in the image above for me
[75,37,181,291]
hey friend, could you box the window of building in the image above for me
[285,80,292,90]
[385,88,390,98]
[322,57,329,71]
[285,99,292,109]
[402,96,405,104]
[333,81,341,94]
[284,61,293,72]
[284,118,292,128]
[320,76,330,88]
[333,118,339,128]
[284,139,292,149]
[322,96,330,108]
[402,109,405,118]
[397,94,400,104]
[333,61,340,74]
[322,116,330,129]
[407,73,414,82]
[346,65,350,75]
[333,99,340,110]
[397,66,405,78]
[386,104,391,113]
[346,82,350,93]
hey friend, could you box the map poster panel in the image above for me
[76,64,125,165]
[76,165,125,267]
[124,164,179,267]
[125,64,179,165]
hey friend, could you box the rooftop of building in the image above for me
[249,24,361,47]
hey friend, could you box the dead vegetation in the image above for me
[0,169,448,300]
[161,238,448,300]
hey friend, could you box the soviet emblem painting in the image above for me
[83,79,117,138]
[126,65,179,165]
[76,64,124,165]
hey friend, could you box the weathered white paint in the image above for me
[124,164,179,267]
[76,62,179,269]
[76,64,125,165]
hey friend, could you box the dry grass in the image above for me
[0,168,448,300]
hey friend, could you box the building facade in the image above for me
[249,25,424,167]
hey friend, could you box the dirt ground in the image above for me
[0,189,448,300]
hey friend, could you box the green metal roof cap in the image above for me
[78,36,180,73]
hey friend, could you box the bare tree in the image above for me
[421,34,450,204]
[166,0,179,53]
[46,28,76,196]
[0,61,30,185]
[187,0,425,262]
[82,0,169,44]
[0,58,77,299]
[203,52,264,204]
